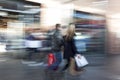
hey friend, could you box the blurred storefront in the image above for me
[0,0,107,55]
[74,10,106,54]
[0,0,41,51]
[0,0,119,55]
[26,0,120,55]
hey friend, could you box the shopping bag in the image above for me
[48,53,56,66]
[74,54,88,68]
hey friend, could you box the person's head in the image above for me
[55,24,61,30]
[65,23,75,40]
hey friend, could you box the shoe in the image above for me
[53,66,58,71]
[78,68,86,72]
[45,66,55,71]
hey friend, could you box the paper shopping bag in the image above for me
[75,54,88,68]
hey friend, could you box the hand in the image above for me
[76,54,82,58]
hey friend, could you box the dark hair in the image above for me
[55,24,61,28]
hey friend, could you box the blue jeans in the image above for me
[48,51,62,70]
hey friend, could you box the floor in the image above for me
[0,52,119,80]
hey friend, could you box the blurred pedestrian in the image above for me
[25,31,38,61]
[62,23,83,75]
[47,24,64,71]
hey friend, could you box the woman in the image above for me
[62,23,83,75]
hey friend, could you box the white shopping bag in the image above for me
[75,54,88,68]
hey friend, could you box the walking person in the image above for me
[62,23,83,75]
[47,24,64,71]
[24,31,38,61]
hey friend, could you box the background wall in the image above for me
[106,0,120,54]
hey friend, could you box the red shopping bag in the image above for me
[48,53,56,66]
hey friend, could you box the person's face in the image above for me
[61,26,68,36]
[57,26,62,30]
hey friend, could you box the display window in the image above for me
[74,10,106,54]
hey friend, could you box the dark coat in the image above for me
[51,29,64,52]
[63,36,78,59]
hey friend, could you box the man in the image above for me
[48,24,63,70]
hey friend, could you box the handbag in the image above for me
[74,54,88,68]
[48,53,56,66]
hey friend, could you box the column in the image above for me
[40,1,74,30]
[106,0,120,54]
